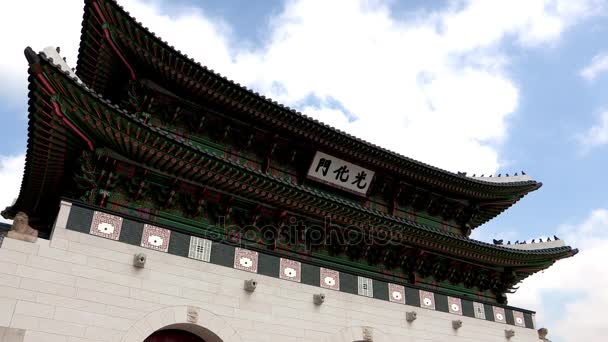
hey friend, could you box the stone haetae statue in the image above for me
[7,212,38,243]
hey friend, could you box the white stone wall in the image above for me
[0,202,541,342]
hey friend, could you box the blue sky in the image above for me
[1,0,608,340]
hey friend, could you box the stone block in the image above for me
[16,265,75,287]
[15,301,55,319]
[0,297,17,326]
[0,273,21,288]
[0,238,39,255]
[2,327,26,342]
[20,278,76,298]
[23,330,65,342]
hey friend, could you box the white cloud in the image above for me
[580,52,608,81]
[508,209,608,342]
[579,110,608,149]
[0,0,83,113]
[225,0,604,174]
[0,154,25,224]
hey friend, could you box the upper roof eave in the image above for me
[34,52,577,266]
[75,0,542,196]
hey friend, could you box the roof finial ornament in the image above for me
[522,170,526,175]
[554,235,560,240]
[515,240,519,244]
[539,238,543,243]
[56,46,60,53]
[547,237,551,242]
[507,241,511,245]
[480,174,484,177]
[498,174,501,177]
[515,172,518,176]
[506,173,509,177]
[493,239,503,245]
[24,47,40,65]
[532,239,535,243]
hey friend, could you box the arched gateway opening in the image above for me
[121,306,240,342]
[144,329,205,342]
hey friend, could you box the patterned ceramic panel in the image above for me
[90,211,123,240]
[279,258,301,282]
[357,277,373,297]
[493,306,506,324]
[473,302,486,319]
[233,248,258,273]
[419,290,436,310]
[188,236,212,262]
[513,311,525,327]
[140,224,171,252]
[388,283,405,304]
[448,296,463,315]
[320,268,340,291]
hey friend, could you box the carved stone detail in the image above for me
[538,328,551,341]
[186,306,199,324]
[7,212,38,243]
[361,326,373,341]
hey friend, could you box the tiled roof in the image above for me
[15,51,577,266]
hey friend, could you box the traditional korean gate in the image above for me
[144,329,205,342]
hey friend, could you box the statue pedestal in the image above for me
[7,230,37,243]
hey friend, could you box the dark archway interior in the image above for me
[144,329,205,342]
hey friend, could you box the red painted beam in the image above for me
[35,73,95,151]
[92,1,137,80]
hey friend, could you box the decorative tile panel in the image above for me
[357,277,373,297]
[188,236,212,262]
[320,268,340,291]
[419,290,436,310]
[493,306,506,324]
[140,224,170,252]
[90,211,123,240]
[448,296,462,315]
[513,311,525,327]
[388,283,405,304]
[473,302,486,319]
[234,248,258,273]
[279,258,301,282]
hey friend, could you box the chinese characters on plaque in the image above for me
[307,151,375,196]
